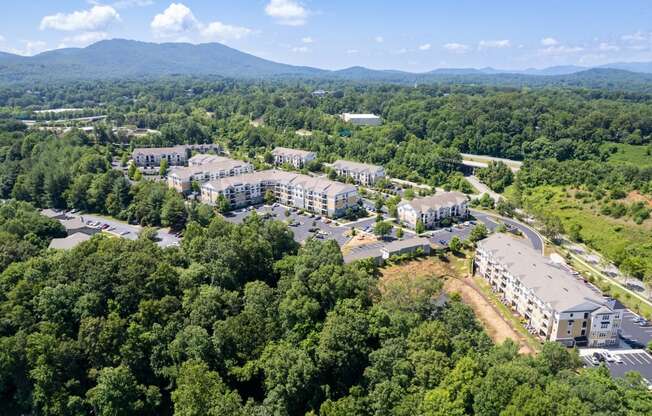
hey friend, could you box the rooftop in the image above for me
[203,169,356,197]
[381,237,431,253]
[188,154,230,165]
[169,158,252,180]
[48,232,92,250]
[477,233,613,313]
[332,159,384,174]
[271,147,316,158]
[400,191,468,212]
[342,113,380,119]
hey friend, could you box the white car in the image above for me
[602,351,616,363]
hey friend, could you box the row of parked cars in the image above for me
[589,350,624,365]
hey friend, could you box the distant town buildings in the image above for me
[331,160,385,185]
[341,113,382,126]
[397,192,468,229]
[271,147,316,169]
[131,144,220,167]
[167,157,254,193]
[201,170,359,218]
[475,233,623,348]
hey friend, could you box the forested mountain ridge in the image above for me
[3,39,652,92]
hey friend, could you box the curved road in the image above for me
[470,209,544,253]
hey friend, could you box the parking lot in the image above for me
[223,204,353,246]
[620,310,652,348]
[75,213,181,248]
[580,349,652,381]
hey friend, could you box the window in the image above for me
[601,322,609,329]
[582,321,587,328]
[570,313,574,318]
[581,329,586,336]
[568,320,574,326]
[584,313,589,319]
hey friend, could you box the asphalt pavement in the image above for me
[580,349,652,382]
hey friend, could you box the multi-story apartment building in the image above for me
[167,157,254,193]
[131,144,220,167]
[341,113,382,126]
[271,147,316,169]
[397,192,468,229]
[331,160,385,185]
[200,170,359,218]
[475,233,622,347]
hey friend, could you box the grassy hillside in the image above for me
[520,186,652,275]
[602,142,652,167]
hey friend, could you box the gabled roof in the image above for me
[477,233,614,313]
[399,192,468,213]
[381,237,431,253]
[332,159,384,175]
[48,232,92,250]
[271,147,315,158]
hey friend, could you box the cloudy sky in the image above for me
[1,0,652,71]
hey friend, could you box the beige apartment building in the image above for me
[201,170,359,218]
[475,233,622,347]
[131,144,220,167]
[397,192,468,229]
[167,157,254,193]
[331,160,385,185]
[271,147,316,169]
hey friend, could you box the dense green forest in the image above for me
[1,217,651,415]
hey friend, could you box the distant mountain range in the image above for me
[2,39,652,87]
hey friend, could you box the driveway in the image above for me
[580,349,652,382]
[471,209,544,253]
[466,175,503,201]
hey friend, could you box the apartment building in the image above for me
[475,233,622,347]
[271,147,317,169]
[341,113,382,126]
[131,144,220,167]
[397,192,468,229]
[331,160,385,185]
[201,170,359,218]
[167,157,254,193]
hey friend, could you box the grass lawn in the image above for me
[601,142,652,168]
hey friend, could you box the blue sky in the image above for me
[1,0,652,71]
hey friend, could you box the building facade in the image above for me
[397,192,468,229]
[341,113,382,126]
[167,157,254,193]
[331,160,385,185]
[201,170,359,218]
[132,144,220,167]
[271,147,316,169]
[475,233,622,347]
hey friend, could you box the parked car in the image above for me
[602,351,616,363]
[589,353,601,365]
[632,316,642,323]
[639,320,649,327]
[595,352,606,362]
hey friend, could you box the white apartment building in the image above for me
[167,157,254,193]
[331,160,385,185]
[201,170,359,218]
[271,147,316,169]
[475,233,622,347]
[397,192,468,229]
[341,113,382,126]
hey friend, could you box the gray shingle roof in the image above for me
[477,233,612,313]
[48,232,92,250]
[332,160,384,175]
[271,147,315,158]
[400,192,468,212]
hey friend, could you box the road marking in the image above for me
[639,353,652,364]
[622,355,637,365]
[630,354,644,364]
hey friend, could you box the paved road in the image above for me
[471,209,544,253]
[620,309,652,347]
[466,175,503,201]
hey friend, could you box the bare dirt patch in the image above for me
[626,190,652,207]
[380,255,536,354]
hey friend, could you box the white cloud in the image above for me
[40,5,120,32]
[11,40,49,56]
[112,0,154,8]
[375,36,384,43]
[418,43,431,51]
[346,49,358,54]
[478,39,511,49]
[541,37,558,46]
[598,42,619,52]
[201,21,252,41]
[151,3,199,36]
[291,45,309,53]
[265,0,308,26]
[621,31,648,42]
[538,45,584,55]
[443,42,470,53]
[301,36,313,44]
[62,31,108,46]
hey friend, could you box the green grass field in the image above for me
[601,142,652,167]
[521,186,652,276]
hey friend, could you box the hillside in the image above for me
[2,39,652,91]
